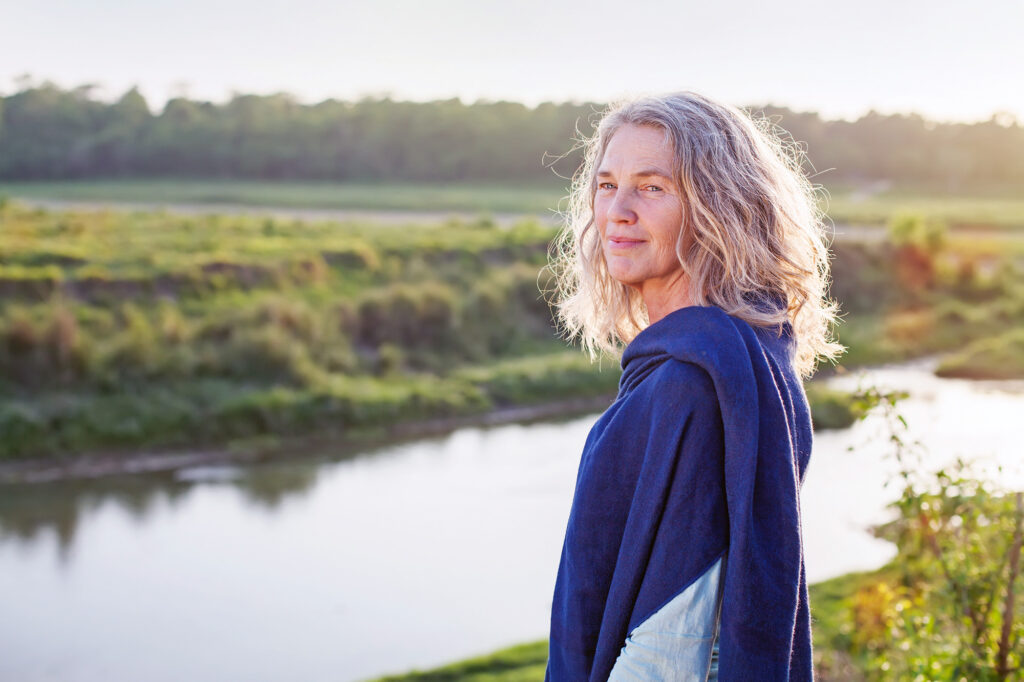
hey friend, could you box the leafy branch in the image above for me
[846,384,1024,680]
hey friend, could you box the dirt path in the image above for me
[20,197,905,241]
[18,198,561,227]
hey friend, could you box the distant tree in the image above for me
[0,83,1021,188]
[0,82,107,177]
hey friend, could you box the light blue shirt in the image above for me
[607,553,726,681]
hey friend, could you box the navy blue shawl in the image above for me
[546,305,814,681]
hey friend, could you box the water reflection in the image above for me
[0,459,325,557]
[230,463,321,509]
[0,478,189,559]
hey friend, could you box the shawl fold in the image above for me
[546,305,814,681]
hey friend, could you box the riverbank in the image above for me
[0,356,875,485]
[0,393,614,485]
[0,380,874,485]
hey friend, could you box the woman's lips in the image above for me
[607,236,645,250]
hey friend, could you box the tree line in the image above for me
[0,82,1022,189]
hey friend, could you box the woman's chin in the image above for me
[608,271,644,289]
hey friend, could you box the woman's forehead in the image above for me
[600,125,674,176]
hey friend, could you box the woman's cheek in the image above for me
[593,198,609,227]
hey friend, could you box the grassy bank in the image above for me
[0,201,614,463]
[1,199,1022,466]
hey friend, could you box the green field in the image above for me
[3,179,1024,229]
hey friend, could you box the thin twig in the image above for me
[997,492,1023,680]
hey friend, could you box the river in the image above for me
[1,358,1022,681]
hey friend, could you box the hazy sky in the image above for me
[3,0,1021,122]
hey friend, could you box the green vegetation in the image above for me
[811,388,1024,681]
[826,191,1024,230]
[936,328,1024,379]
[2,195,1023,462]
[2,82,1023,193]
[371,641,549,682]
[454,353,620,405]
[0,202,617,461]
[805,383,870,430]
[824,213,1024,375]
[850,471,1024,680]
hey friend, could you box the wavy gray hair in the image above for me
[549,91,843,378]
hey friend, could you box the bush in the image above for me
[805,383,862,430]
[936,328,1024,379]
[834,389,1024,681]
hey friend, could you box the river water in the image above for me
[1,359,1022,682]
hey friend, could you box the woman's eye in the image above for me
[644,185,663,192]
[598,182,615,190]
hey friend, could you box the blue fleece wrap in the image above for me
[546,305,814,681]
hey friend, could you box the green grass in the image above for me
[0,202,573,460]
[0,347,621,461]
[454,351,621,405]
[370,641,549,682]
[823,189,1024,230]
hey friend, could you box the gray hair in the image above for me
[549,91,843,377]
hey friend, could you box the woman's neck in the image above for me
[639,273,695,325]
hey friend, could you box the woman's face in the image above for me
[594,124,688,298]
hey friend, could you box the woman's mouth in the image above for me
[607,236,645,250]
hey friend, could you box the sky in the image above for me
[2,0,1022,122]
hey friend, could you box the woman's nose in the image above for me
[606,190,637,224]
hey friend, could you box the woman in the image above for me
[544,92,842,681]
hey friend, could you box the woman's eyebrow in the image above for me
[596,168,672,179]
[632,167,673,179]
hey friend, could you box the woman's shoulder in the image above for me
[647,355,717,391]
[624,305,767,359]
[622,305,794,380]
[621,356,721,421]
[621,307,756,389]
